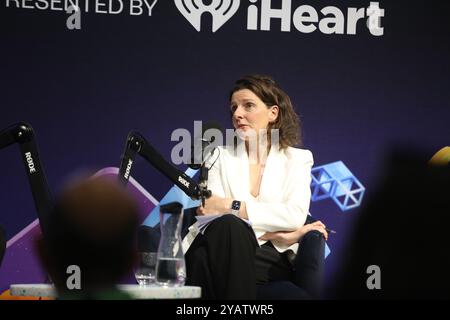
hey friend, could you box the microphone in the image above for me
[188,122,222,206]
[189,121,222,170]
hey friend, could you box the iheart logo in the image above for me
[174,0,241,32]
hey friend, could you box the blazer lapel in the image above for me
[224,142,249,200]
[259,147,285,202]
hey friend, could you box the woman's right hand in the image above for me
[296,220,329,241]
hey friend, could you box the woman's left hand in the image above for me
[196,195,230,216]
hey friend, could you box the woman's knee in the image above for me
[208,214,247,231]
[303,230,325,242]
[296,230,326,265]
[204,214,256,245]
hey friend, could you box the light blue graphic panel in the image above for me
[325,244,330,258]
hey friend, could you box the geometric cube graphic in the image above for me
[311,161,365,211]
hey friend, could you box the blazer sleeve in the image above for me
[245,150,313,233]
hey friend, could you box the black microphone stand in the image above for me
[0,122,53,236]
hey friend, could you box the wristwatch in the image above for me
[231,200,241,217]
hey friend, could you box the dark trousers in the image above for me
[185,215,258,299]
[256,230,325,299]
[185,214,325,300]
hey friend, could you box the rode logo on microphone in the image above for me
[25,152,37,174]
[178,176,191,188]
[124,159,133,180]
[175,0,385,36]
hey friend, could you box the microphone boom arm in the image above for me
[0,122,53,235]
[118,131,211,202]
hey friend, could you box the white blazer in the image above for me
[182,141,313,255]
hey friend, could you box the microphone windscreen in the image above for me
[189,121,223,169]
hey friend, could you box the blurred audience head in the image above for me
[429,146,450,166]
[36,177,139,297]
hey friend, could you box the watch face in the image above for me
[232,201,240,210]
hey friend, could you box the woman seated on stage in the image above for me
[184,74,328,299]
